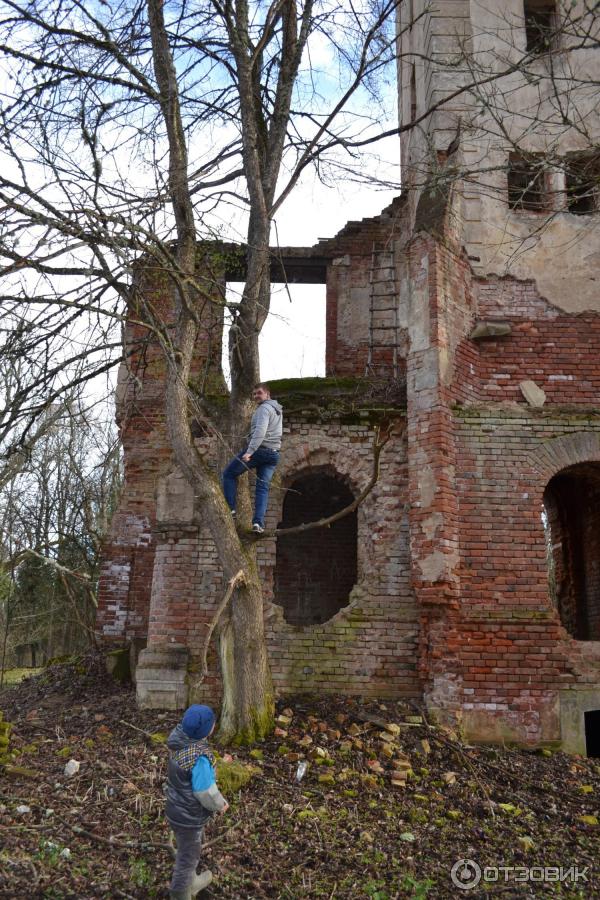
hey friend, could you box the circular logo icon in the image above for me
[451,858,482,891]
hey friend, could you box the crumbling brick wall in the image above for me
[405,190,600,746]
[453,277,600,406]
[135,412,419,701]
[97,188,600,749]
[97,206,417,703]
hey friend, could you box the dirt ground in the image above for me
[1,656,599,899]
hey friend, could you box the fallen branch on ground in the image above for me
[0,792,175,857]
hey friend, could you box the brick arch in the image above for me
[529,432,600,482]
[536,432,600,642]
[279,436,367,498]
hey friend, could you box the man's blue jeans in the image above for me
[222,446,280,528]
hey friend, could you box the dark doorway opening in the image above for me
[274,472,357,625]
[584,710,600,758]
[543,463,600,640]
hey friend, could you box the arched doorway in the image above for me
[543,463,600,640]
[274,471,357,625]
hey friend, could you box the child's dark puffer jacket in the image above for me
[165,725,225,828]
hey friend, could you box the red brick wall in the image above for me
[98,208,600,748]
[404,234,465,713]
[96,262,224,643]
[453,276,600,406]
[138,416,420,702]
[450,410,600,742]
[323,199,407,378]
[403,214,600,745]
[98,232,420,704]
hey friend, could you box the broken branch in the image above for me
[261,425,396,538]
[197,569,246,683]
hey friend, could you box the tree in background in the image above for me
[0,405,122,680]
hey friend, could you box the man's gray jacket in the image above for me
[246,399,283,455]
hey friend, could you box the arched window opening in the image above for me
[543,463,600,640]
[585,710,600,758]
[274,472,357,625]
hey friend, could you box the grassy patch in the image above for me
[1,668,44,686]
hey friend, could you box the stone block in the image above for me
[470,321,511,340]
[136,643,189,709]
[157,469,195,523]
[519,379,546,408]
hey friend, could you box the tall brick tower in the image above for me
[395,0,600,751]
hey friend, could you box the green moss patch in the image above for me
[216,759,260,793]
[1,667,44,685]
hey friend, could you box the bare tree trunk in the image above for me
[148,0,275,742]
[163,322,274,742]
[218,572,273,743]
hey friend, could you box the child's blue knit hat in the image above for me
[181,704,215,740]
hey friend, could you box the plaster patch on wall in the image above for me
[157,469,194,523]
[418,550,448,582]
[332,254,351,267]
[439,346,452,386]
[339,286,370,334]
[412,349,439,392]
[418,467,436,508]
[408,255,430,351]
[422,511,443,540]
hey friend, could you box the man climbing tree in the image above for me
[222,384,283,535]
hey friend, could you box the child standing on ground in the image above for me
[165,704,229,899]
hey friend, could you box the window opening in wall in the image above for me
[565,154,600,215]
[274,471,357,625]
[223,282,326,385]
[410,65,416,122]
[524,1,557,55]
[585,710,600,758]
[542,463,600,641]
[507,153,548,211]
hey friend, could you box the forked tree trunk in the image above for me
[149,0,305,743]
[164,309,274,744]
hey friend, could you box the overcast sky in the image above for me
[231,137,401,384]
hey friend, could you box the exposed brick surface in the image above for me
[98,192,600,748]
[453,276,600,406]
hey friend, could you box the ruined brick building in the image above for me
[97,1,600,753]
